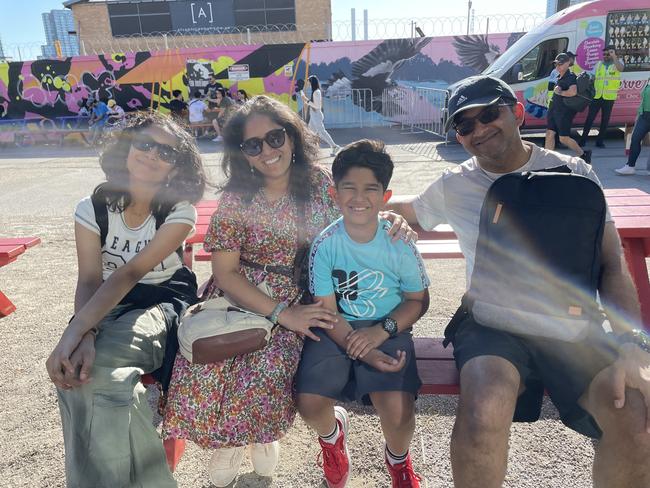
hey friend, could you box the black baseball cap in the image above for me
[554,53,571,64]
[444,76,518,132]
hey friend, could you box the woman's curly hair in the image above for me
[221,95,321,204]
[93,110,207,218]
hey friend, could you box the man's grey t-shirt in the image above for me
[412,142,612,286]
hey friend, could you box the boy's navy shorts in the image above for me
[295,320,422,405]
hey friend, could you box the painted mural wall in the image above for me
[0,32,524,125]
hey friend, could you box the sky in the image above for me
[0,0,548,48]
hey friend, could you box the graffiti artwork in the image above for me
[0,32,520,127]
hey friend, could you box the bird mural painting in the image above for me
[452,34,502,72]
[324,37,433,114]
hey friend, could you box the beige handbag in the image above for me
[178,282,276,364]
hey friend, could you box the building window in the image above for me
[234,0,296,27]
[108,2,173,37]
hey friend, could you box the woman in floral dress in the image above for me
[162,95,341,486]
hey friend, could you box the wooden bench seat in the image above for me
[193,239,464,263]
[414,337,459,395]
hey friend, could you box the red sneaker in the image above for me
[385,451,422,488]
[317,406,351,488]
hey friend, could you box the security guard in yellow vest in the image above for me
[579,45,624,148]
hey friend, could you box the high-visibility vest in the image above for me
[594,62,621,100]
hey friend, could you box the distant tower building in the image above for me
[41,9,79,58]
[546,0,589,17]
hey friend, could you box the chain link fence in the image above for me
[2,13,544,60]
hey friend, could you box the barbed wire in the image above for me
[2,13,545,61]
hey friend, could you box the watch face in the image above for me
[383,317,398,336]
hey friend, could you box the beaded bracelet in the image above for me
[269,302,288,325]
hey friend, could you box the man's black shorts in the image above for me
[295,320,422,405]
[444,302,617,439]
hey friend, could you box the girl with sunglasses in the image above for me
[46,111,207,488]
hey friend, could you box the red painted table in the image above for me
[604,188,650,331]
[0,237,41,317]
[188,190,650,330]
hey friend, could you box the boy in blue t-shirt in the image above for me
[296,139,430,488]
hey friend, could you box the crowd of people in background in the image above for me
[1,61,648,171]
[542,45,650,174]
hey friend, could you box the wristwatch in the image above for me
[618,329,650,354]
[382,317,398,338]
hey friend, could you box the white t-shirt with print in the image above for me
[188,99,207,123]
[412,142,612,286]
[75,197,196,284]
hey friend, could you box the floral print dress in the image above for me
[162,168,339,449]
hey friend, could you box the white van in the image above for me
[483,0,649,129]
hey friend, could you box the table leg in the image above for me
[621,238,650,332]
[0,290,16,317]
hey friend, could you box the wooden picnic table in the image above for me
[0,237,41,317]
[604,188,650,331]
[188,189,650,331]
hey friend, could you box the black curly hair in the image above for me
[93,110,207,218]
[221,95,321,204]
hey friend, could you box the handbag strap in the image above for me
[240,258,293,278]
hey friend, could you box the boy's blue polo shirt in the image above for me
[309,217,430,322]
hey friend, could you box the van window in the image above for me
[606,9,650,72]
[503,38,569,84]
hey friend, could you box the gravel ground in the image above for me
[1,130,648,487]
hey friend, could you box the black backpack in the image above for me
[563,72,595,112]
[467,168,607,342]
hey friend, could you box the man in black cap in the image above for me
[545,53,591,162]
[386,75,650,487]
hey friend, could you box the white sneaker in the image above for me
[212,136,223,142]
[208,446,245,487]
[250,441,280,477]
[615,165,636,175]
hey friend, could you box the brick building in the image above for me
[63,0,332,54]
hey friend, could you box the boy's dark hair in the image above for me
[172,89,182,98]
[332,139,394,191]
[193,90,201,98]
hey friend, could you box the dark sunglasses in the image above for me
[453,102,514,137]
[240,128,286,157]
[131,134,180,165]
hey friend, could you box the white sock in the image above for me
[386,446,408,466]
[319,421,340,445]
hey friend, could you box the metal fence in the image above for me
[322,88,386,129]
[381,86,449,141]
[2,13,544,60]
